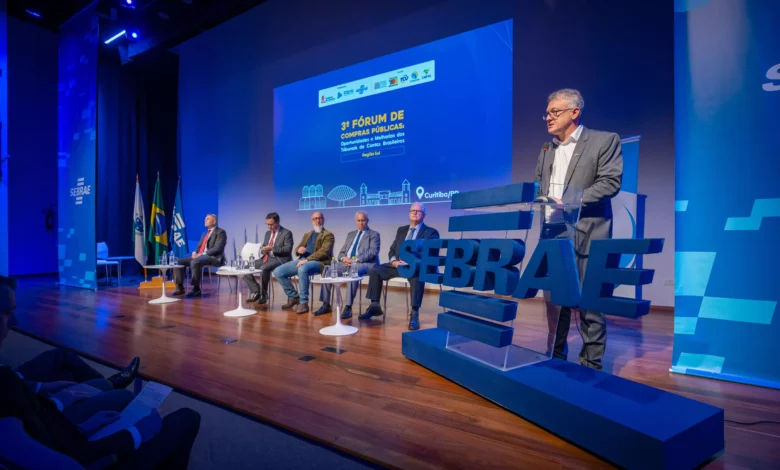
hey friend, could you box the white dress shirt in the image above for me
[548,124,583,200]
[347,230,365,258]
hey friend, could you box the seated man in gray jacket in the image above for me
[314,211,380,318]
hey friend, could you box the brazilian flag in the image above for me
[148,174,169,263]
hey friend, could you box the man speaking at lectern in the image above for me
[535,89,623,370]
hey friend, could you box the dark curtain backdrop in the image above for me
[97,48,179,274]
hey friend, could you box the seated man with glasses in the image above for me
[362,202,439,330]
[243,212,294,305]
[273,212,334,315]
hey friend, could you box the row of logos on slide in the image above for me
[318,60,436,108]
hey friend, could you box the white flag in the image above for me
[133,177,147,266]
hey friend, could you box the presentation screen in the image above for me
[273,20,513,236]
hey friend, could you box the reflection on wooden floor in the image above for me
[13,277,780,469]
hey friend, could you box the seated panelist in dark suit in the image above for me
[173,213,227,298]
[243,212,294,305]
[363,202,439,330]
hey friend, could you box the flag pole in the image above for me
[137,173,148,282]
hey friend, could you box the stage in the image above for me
[12,276,780,469]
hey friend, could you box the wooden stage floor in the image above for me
[12,277,780,469]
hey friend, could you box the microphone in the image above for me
[537,142,552,201]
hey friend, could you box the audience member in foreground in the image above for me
[0,276,201,469]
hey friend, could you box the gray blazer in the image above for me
[337,228,380,266]
[534,126,623,255]
[263,227,294,264]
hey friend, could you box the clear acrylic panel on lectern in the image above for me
[448,183,584,371]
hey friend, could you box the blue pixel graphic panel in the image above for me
[57,5,98,289]
[673,0,780,388]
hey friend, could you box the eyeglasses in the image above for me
[542,108,574,120]
[409,210,423,214]
[311,217,324,221]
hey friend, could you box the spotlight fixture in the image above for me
[131,32,138,39]
[126,0,133,4]
[104,30,127,44]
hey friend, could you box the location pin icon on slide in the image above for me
[416,186,425,199]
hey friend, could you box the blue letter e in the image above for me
[580,239,664,318]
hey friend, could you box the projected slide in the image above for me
[274,20,512,212]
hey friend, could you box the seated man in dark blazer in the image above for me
[0,276,201,469]
[363,202,439,330]
[315,211,380,318]
[244,212,294,304]
[173,213,227,298]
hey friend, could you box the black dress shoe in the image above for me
[247,292,259,302]
[313,304,332,316]
[281,297,300,309]
[341,305,352,319]
[186,289,202,298]
[172,286,185,296]
[408,311,420,331]
[359,304,384,320]
[256,295,268,305]
[108,357,140,389]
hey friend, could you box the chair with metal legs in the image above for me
[383,277,443,319]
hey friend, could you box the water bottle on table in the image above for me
[160,252,167,266]
[248,253,255,271]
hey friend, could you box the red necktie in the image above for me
[198,231,210,254]
[263,231,276,263]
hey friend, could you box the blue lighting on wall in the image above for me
[25,9,42,17]
[131,32,138,39]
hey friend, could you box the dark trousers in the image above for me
[173,255,217,289]
[243,258,282,295]
[548,252,607,370]
[63,386,134,424]
[366,263,425,308]
[16,348,104,383]
[116,408,201,470]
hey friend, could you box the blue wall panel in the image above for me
[57,6,98,289]
[673,0,780,388]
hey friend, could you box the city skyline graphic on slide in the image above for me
[297,180,452,211]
